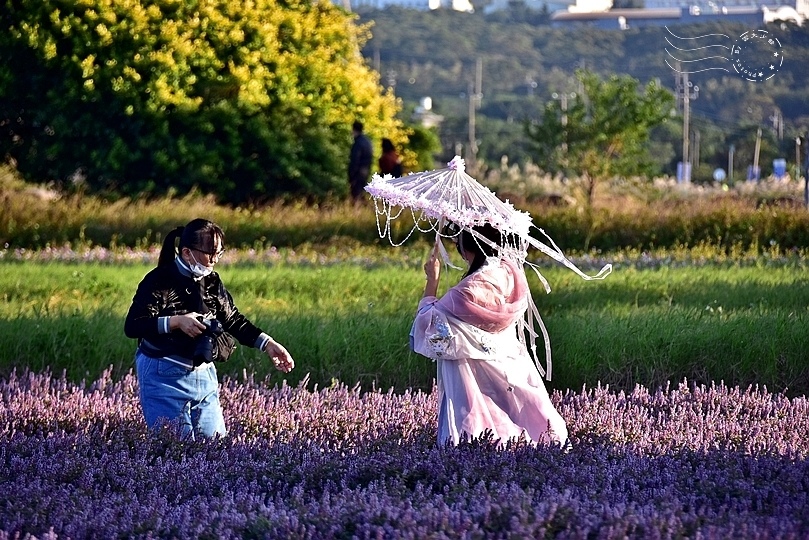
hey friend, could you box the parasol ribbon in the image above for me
[435,217,464,271]
[520,229,611,380]
[464,225,610,381]
[528,227,612,285]
[522,295,552,379]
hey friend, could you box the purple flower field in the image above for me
[1,370,807,539]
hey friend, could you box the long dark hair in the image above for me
[157,219,225,268]
[458,223,505,277]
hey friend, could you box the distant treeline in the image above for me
[4,168,809,254]
[359,8,809,180]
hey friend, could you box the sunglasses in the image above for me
[193,247,226,259]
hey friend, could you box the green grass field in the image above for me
[2,254,809,395]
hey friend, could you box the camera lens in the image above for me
[193,334,215,364]
[192,318,224,365]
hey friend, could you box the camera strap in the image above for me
[192,279,212,316]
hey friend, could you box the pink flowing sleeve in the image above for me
[411,295,456,359]
[410,259,530,360]
[435,259,528,332]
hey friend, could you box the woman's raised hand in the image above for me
[424,240,442,282]
[422,240,442,298]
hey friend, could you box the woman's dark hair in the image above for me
[458,223,504,277]
[381,138,395,153]
[158,219,225,267]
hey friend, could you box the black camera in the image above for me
[193,317,224,364]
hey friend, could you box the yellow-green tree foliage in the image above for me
[0,0,404,203]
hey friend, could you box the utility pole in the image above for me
[803,132,809,209]
[467,81,476,172]
[753,128,762,182]
[467,58,482,174]
[551,92,576,154]
[729,144,735,186]
[475,57,482,108]
[552,91,576,161]
[770,109,783,140]
[524,74,537,96]
[683,86,689,177]
[675,70,698,183]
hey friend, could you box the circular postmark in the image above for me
[731,29,783,82]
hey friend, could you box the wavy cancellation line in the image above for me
[664,27,731,74]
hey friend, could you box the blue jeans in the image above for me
[135,351,227,440]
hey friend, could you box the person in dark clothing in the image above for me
[379,138,403,177]
[124,218,294,439]
[348,120,373,201]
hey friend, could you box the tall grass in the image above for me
[546,264,809,395]
[4,163,809,254]
[3,256,808,395]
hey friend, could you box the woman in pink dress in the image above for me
[411,223,569,447]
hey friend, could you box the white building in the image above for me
[340,0,475,12]
[642,0,807,16]
[550,0,806,25]
[567,0,614,12]
[412,97,445,128]
[483,0,578,14]
[339,0,806,19]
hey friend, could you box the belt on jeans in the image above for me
[138,343,212,371]
[158,356,213,372]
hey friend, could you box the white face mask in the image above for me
[186,252,213,278]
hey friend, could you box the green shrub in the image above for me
[3,163,809,253]
[0,0,404,204]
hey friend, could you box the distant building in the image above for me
[412,97,445,129]
[340,0,474,12]
[339,0,805,22]
[567,0,614,11]
[483,0,576,14]
[550,0,806,26]
[551,5,804,26]
[643,0,807,13]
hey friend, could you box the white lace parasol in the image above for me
[365,155,612,380]
[366,155,534,242]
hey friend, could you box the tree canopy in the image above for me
[526,70,675,203]
[0,0,406,204]
[360,8,809,180]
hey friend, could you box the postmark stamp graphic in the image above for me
[664,26,785,82]
[731,30,783,82]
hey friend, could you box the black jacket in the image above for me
[124,261,264,363]
[348,133,373,184]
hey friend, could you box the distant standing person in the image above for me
[348,120,373,202]
[124,218,294,439]
[379,138,403,177]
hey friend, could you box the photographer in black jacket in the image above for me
[125,218,294,439]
